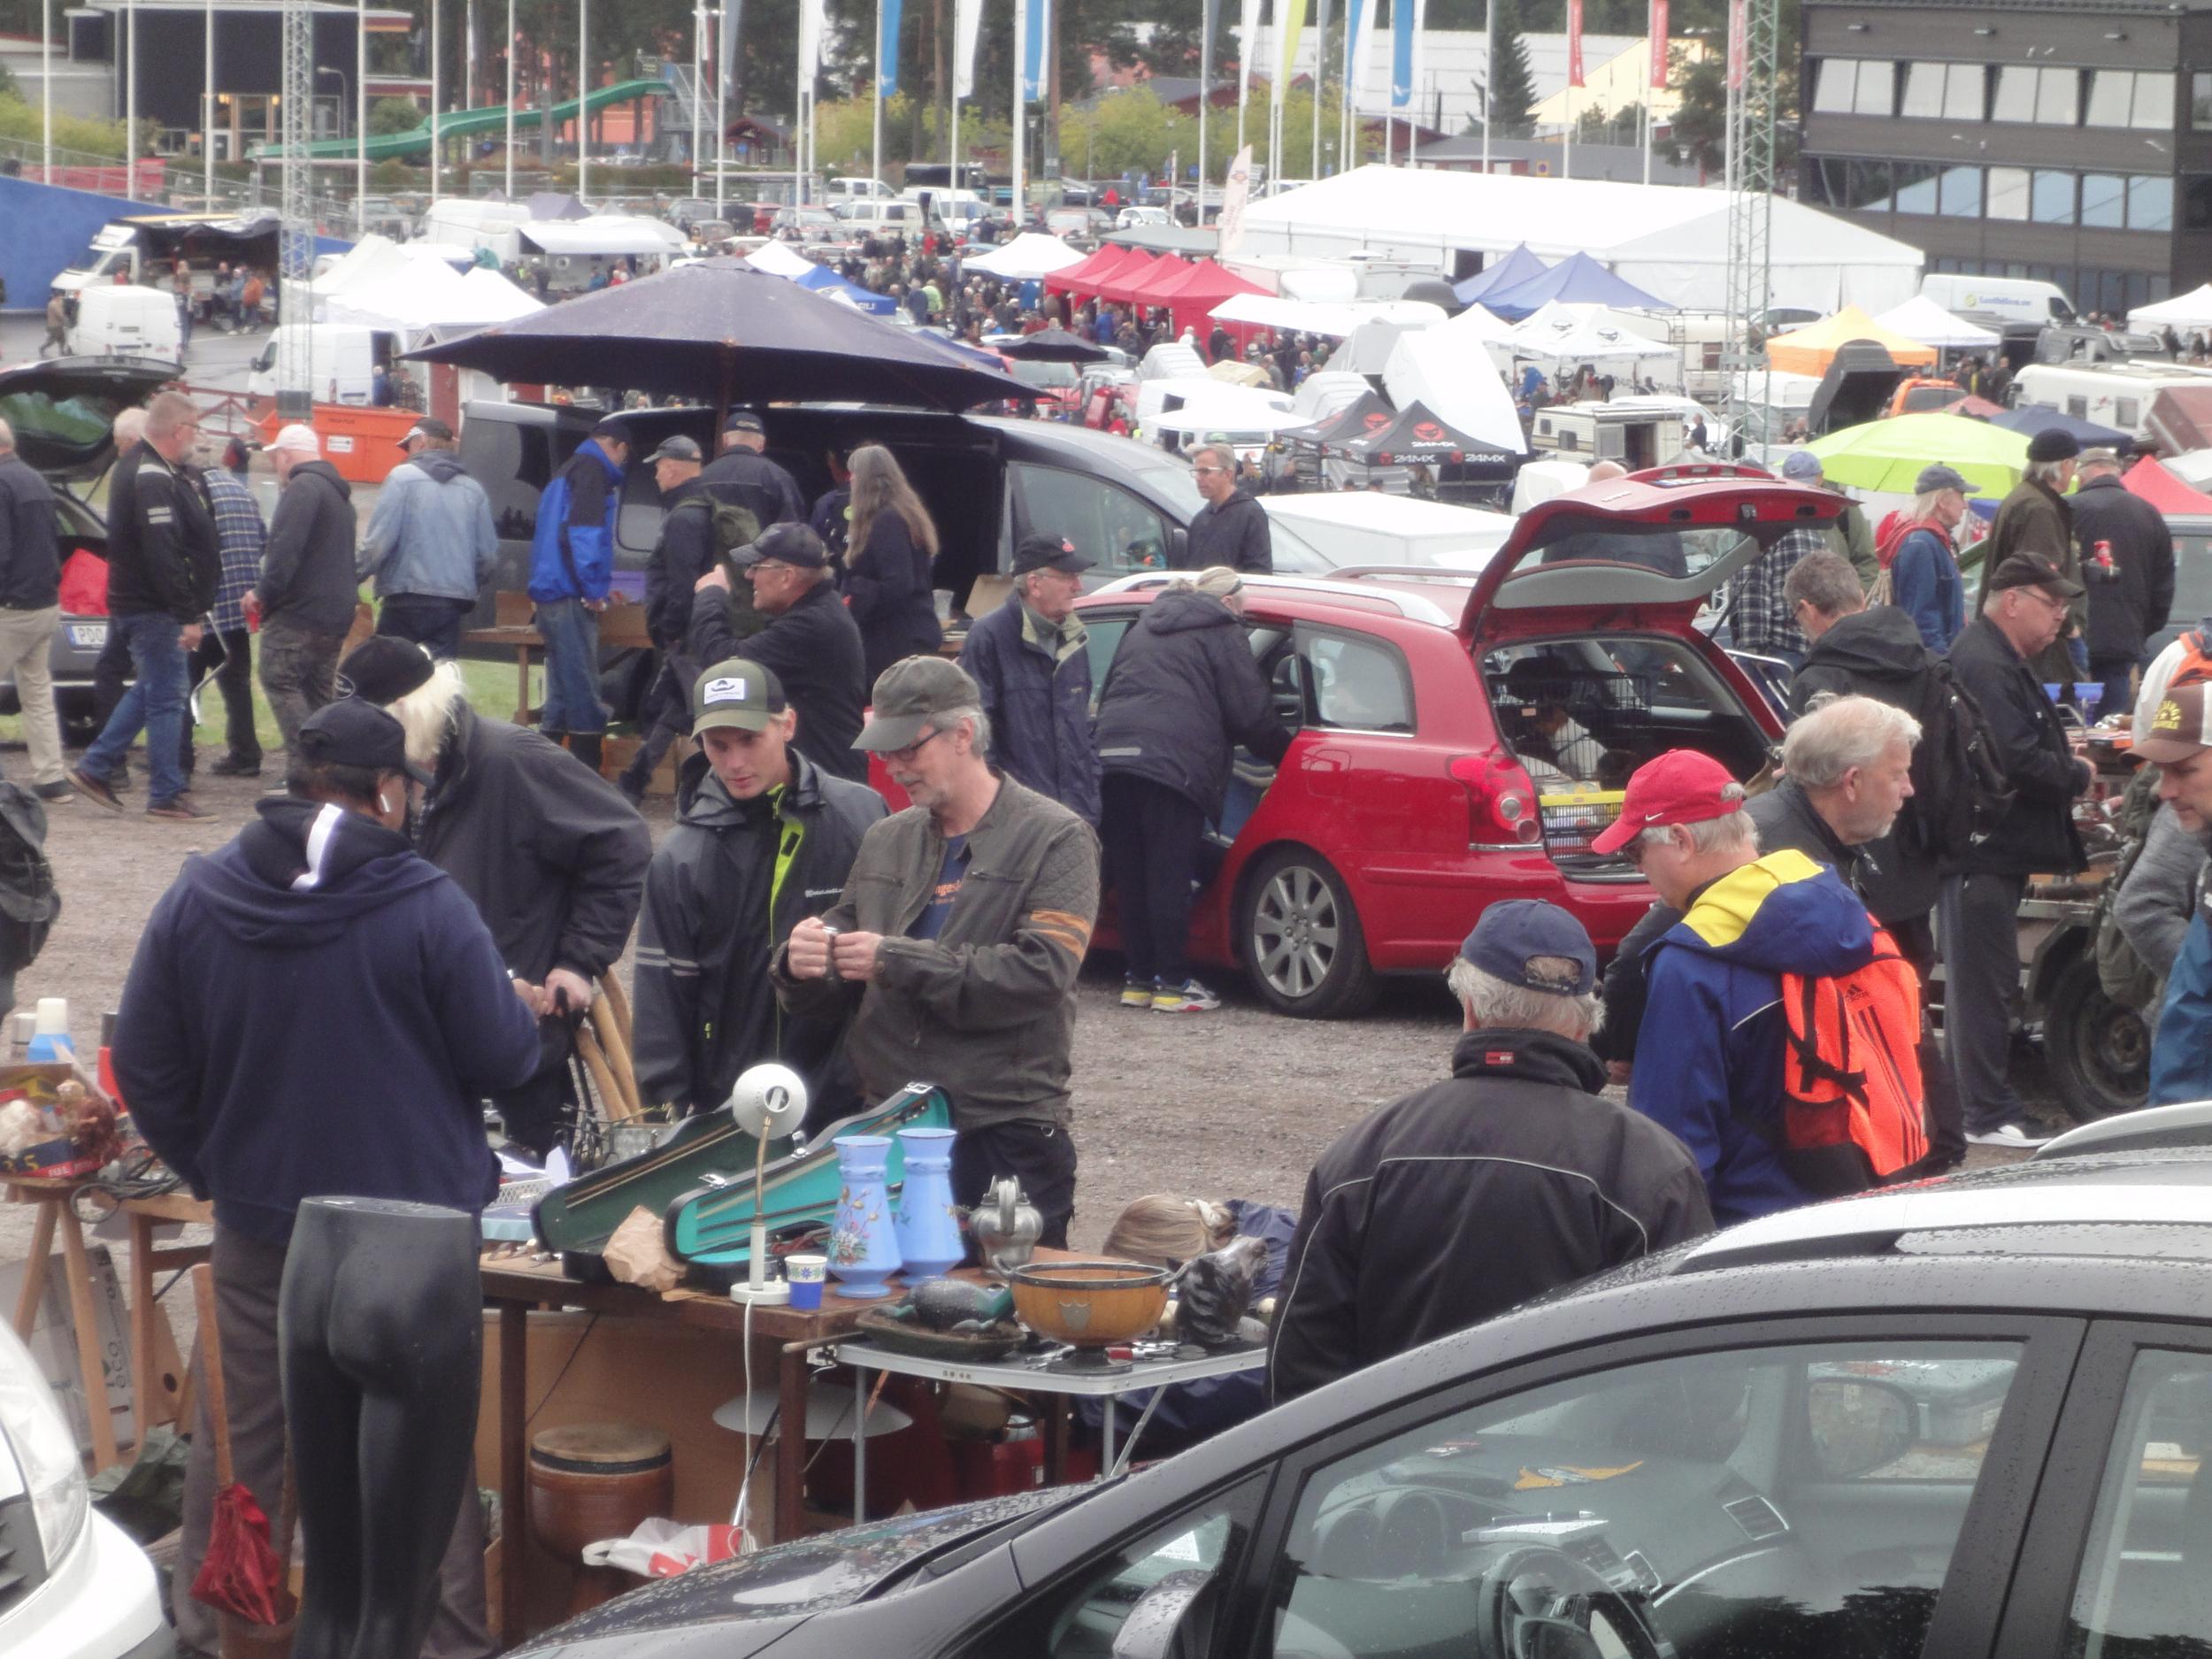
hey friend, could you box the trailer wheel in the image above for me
[2045,953,2152,1122]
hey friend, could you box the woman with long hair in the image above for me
[843,443,944,681]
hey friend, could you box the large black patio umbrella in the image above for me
[404,257,1028,410]
[994,326,1108,364]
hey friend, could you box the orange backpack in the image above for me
[1776,927,1929,1196]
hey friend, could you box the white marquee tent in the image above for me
[1871,295,2000,351]
[964,233,1087,280]
[2129,282,2212,334]
[1239,166,1924,314]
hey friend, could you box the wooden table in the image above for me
[479,1256,877,1642]
[122,1191,214,1448]
[6,1171,122,1471]
[464,593,650,726]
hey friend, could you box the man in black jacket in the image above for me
[692,522,868,782]
[2073,446,2176,721]
[72,390,218,819]
[340,637,652,1155]
[619,434,718,804]
[1178,442,1273,573]
[1271,900,1710,1405]
[254,424,358,772]
[699,410,804,527]
[0,418,72,803]
[957,534,1102,824]
[633,658,885,1125]
[1942,553,2093,1149]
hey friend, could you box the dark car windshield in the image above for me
[1008,359,1080,391]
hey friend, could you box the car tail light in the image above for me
[1449,751,1543,847]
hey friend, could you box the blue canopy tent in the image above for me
[1987,403,2134,453]
[1482,250,1675,321]
[793,262,898,317]
[1453,243,1548,307]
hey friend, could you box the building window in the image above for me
[2032,170,2076,223]
[1939,165,1984,217]
[1994,65,2080,126]
[2081,173,2125,228]
[1812,58,1896,117]
[2086,69,2175,130]
[2185,176,2212,230]
[1893,161,1939,213]
[1901,62,1985,120]
[2129,174,2174,231]
[2196,73,2212,129]
[1988,166,2031,219]
[1848,159,1895,211]
[1804,157,1848,208]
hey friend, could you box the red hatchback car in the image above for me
[1075,470,1842,1017]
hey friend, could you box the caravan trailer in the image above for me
[1527,401,1686,469]
[2010,362,2212,442]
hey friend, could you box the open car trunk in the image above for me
[1461,469,1841,875]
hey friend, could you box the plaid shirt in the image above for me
[1725,526,1827,657]
[202,466,265,634]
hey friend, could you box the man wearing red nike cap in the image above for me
[1594,749,1885,1225]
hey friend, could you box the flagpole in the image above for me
[1481,0,1491,171]
[355,0,365,209]
[203,0,213,199]
[431,0,441,206]
[872,0,884,189]
[1196,0,1210,221]
[577,0,588,202]
[504,0,515,196]
[42,0,51,180]
[1013,0,1026,227]
[713,3,726,217]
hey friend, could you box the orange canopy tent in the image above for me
[1767,305,1939,377]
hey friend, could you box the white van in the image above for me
[417,197,533,265]
[827,176,893,203]
[2009,361,2212,441]
[67,286,183,365]
[1919,274,2076,334]
[245,323,390,405]
[833,198,932,234]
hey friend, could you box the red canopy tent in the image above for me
[2124,454,2212,514]
[1156,259,1270,342]
[1096,253,1188,307]
[1046,242,1141,297]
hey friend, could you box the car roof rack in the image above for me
[1087,570,1459,626]
[2033,1101,2212,1162]
[1671,1179,2212,1274]
[1328,565,1481,587]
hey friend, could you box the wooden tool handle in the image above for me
[188,1263,234,1488]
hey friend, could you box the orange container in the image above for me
[251,403,419,485]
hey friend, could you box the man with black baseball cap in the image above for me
[634,657,884,1125]
[1269,900,1710,1404]
[117,692,542,1659]
[618,433,719,803]
[691,520,868,781]
[1940,550,2094,1148]
[774,656,1101,1245]
[957,534,1101,823]
[1987,426,2087,686]
[700,408,804,529]
[358,411,497,660]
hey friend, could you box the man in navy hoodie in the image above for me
[116,696,542,1659]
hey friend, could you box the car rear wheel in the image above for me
[1240,848,1378,1019]
[2045,952,2151,1122]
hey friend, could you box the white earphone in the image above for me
[379,794,393,813]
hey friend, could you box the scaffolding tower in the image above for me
[274,0,315,419]
[1721,0,1780,442]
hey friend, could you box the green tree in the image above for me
[369,96,425,136]
[1487,0,1538,136]
[1670,50,1724,173]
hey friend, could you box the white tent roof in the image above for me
[1207,292,1446,337]
[1512,299,1671,341]
[1440,303,1520,347]
[1871,295,2000,350]
[1239,165,1924,314]
[319,260,543,334]
[1509,310,1680,365]
[746,241,818,279]
[963,233,1086,280]
[518,216,685,257]
[2130,282,2212,333]
[1291,370,1374,422]
[1383,330,1527,456]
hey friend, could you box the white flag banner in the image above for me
[797,0,826,79]
[1239,0,1263,110]
[1346,0,1381,111]
[953,0,985,99]
[1218,143,1256,255]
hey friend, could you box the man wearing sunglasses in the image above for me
[1178,442,1273,574]
[1939,551,2093,1149]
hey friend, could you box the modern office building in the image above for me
[1798,0,2212,316]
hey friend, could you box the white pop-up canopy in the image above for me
[1871,294,2001,350]
[1509,299,1677,365]
[1208,291,1447,338]
[964,233,1087,280]
[1383,328,1527,457]
[2129,282,2212,334]
[319,261,543,334]
[745,241,818,279]
[1240,165,1925,313]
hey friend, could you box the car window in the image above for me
[1265,1340,2024,1659]
[1011,461,1171,573]
[615,467,664,556]
[2064,1349,2212,1656]
[973,1477,1265,1658]
[1300,629,1413,733]
[472,419,556,541]
[1084,612,1133,712]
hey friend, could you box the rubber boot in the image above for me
[568,732,604,777]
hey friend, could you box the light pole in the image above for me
[503,0,514,197]
[357,0,367,211]
[429,0,440,204]
[577,0,588,201]
[41,0,50,180]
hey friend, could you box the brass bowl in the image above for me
[1009,1259,1171,1348]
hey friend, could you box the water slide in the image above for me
[255,76,672,163]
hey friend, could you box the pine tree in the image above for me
[1486,0,1537,138]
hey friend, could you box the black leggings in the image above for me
[1100,772,1206,986]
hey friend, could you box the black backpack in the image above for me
[1900,659,2016,863]
[671,495,767,643]
[0,785,58,979]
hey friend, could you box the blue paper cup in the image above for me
[787,1253,826,1311]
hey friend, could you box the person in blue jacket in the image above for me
[1597,749,1881,1226]
[1887,463,1970,653]
[528,420,630,775]
[2135,680,2212,1102]
[957,533,1102,825]
[114,696,543,1659]
[1080,1194,1296,1456]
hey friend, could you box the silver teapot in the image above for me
[969,1178,1042,1272]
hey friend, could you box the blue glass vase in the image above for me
[893,1126,964,1280]
[828,1134,902,1299]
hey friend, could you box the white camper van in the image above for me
[2009,361,2212,441]
[1527,401,1686,469]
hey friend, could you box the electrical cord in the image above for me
[70,1148,183,1224]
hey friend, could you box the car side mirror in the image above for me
[1110,1569,1217,1659]
[1806,1377,1919,1480]
[1168,526,1188,565]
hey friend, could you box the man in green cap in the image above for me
[773,655,1100,1244]
[632,657,884,1126]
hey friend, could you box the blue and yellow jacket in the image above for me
[1628,849,1876,1227]
[527,438,621,604]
